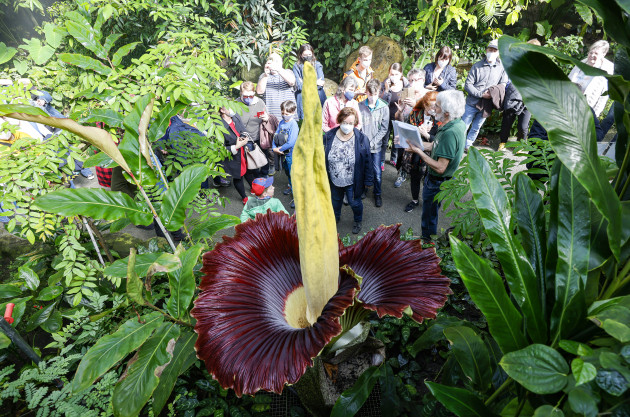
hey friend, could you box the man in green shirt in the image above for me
[408,90,466,241]
[240,177,289,223]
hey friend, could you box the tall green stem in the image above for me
[485,378,513,406]
[431,10,441,54]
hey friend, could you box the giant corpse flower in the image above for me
[191,62,451,397]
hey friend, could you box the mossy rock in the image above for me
[0,226,44,259]
[323,78,338,99]
[343,36,404,84]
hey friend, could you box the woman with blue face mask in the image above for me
[322,76,363,132]
[293,44,327,120]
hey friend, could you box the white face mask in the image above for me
[435,110,446,122]
[340,123,354,134]
[437,59,449,68]
[282,114,294,122]
[486,52,499,63]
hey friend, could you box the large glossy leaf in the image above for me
[425,382,498,417]
[0,284,21,298]
[577,0,630,46]
[444,326,492,391]
[34,188,153,225]
[59,53,111,75]
[468,148,546,343]
[21,38,55,65]
[0,42,17,65]
[549,164,590,345]
[500,344,569,394]
[533,405,565,417]
[499,36,622,260]
[450,236,528,354]
[331,366,380,417]
[127,249,146,306]
[43,23,66,49]
[65,21,108,59]
[25,302,56,332]
[190,214,240,241]
[19,266,39,292]
[80,108,124,128]
[103,33,123,53]
[119,94,158,186]
[71,312,164,393]
[112,42,140,66]
[83,151,115,168]
[514,173,546,297]
[589,305,630,342]
[0,105,129,172]
[152,330,198,415]
[159,164,208,231]
[166,244,203,319]
[148,102,187,142]
[112,322,180,417]
[104,252,163,278]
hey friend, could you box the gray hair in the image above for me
[335,76,358,99]
[589,40,609,55]
[407,68,425,80]
[437,90,465,119]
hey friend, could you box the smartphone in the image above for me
[398,88,410,101]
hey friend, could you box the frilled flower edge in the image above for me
[191,212,359,396]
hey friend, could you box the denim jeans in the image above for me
[461,103,487,148]
[330,183,363,222]
[371,152,382,196]
[421,175,445,239]
[282,154,293,188]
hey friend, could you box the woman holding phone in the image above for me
[423,46,457,91]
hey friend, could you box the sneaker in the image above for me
[290,200,295,209]
[498,143,506,151]
[268,167,275,176]
[343,195,349,205]
[389,159,396,167]
[360,191,366,200]
[214,178,231,187]
[381,162,385,171]
[242,197,248,205]
[352,221,362,234]
[394,173,407,188]
[283,186,292,195]
[375,195,382,207]
[404,201,419,212]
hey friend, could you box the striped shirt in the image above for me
[259,73,295,119]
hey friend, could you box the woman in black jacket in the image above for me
[218,106,254,204]
[323,107,373,234]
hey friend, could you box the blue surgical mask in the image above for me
[344,91,355,101]
[282,114,293,122]
[243,97,253,105]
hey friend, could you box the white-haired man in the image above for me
[408,90,467,242]
[568,40,614,117]
[256,52,296,120]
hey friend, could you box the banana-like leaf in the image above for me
[148,102,187,142]
[127,249,146,306]
[71,312,164,393]
[34,188,153,225]
[59,53,111,75]
[103,33,123,53]
[43,23,66,49]
[80,108,124,128]
[159,164,208,231]
[112,42,140,66]
[499,36,622,261]
[425,382,498,417]
[166,244,203,319]
[549,163,590,345]
[65,20,109,59]
[120,94,157,185]
[514,173,546,301]
[104,252,163,278]
[0,105,129,172]
[138,95,155,168]
[152,330,197,415]
[577,0,630,45]
[450,235,528,354]
[468,148,546,343]
[190,214,240,241]
[444,326,492,392]
[112,322,180,417]
[83,151,115,168]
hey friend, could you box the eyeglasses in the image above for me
[242,94,255,98]
[409,78,422,82]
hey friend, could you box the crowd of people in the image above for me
[1,38,615,242]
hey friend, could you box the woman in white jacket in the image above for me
[568,40,614,117]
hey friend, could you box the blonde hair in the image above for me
[240,81,255,93]
[358,46,373,59]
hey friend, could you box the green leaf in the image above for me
[103,33,123,54]
[0,332,10,349]
[589,305,630,342]
[146,253,182,278]
[425,382,498,417]
[499,36,622,261]
[159,165,208,231]
[34,188,153,226]
[65,20,108,59]
[43,23,65,48]
[18,266,39,291]
[331,366,380,417]
[127,249,146,306]
[166,244,203,319]
[137,95,155,168]
[468,148,546,343]
[109,218,131,233]
[21,38,55,65]
[549,163,590,344]
[59,53,112,75]
[190,214,241,241]
[0,42,17,65]
[571,358,597,386]
[409,316,463,357]
[104,252,163,278]
[0,104,48,117]
[500,344,569,394]
[450,236,528,354]
[41,310,62,333]
[595,369,628,396]
[112,322,180,417]
[152,330,198,415]
[533,405,564,417]
[71,312,164,393]
[574,3,593,25]
[443,326,492,391]
[25,303,56,332]
[0,284,21,298]
[148,102,187,142]
[112,42,140,66]
[568,384,597,417]
[80,109,124,128]
[558,340,593,356]
[83,152,115,168]
[36,286,63,301]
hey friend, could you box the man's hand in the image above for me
[417,124,429,139]
[408,142,423,155]
[236,136,248,149]
[259,111,269,122]
[482,90,491,99]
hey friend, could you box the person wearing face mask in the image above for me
[406,90,466,242]
[323,107,373,234]
[218,105,254,205]
[461,39,508,150]
[237,81,274,175]
[322,76,363,132]
[424,46,457,92]
[343,45,374,103]
[359,79,390,207]
[293,44,327,120]
[257,52,296,120]
[272,100,300,207]
[568,40,614,118]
